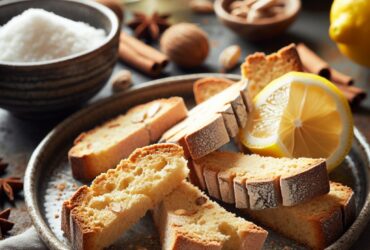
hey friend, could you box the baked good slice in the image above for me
[153,181,268,250]
[245,182,356,249]
[193,151,329,209]
[62,144,189,250]
[161,81,251,159]
[241,43,303,98]
[69,97,188,180]
[193,77,235,104]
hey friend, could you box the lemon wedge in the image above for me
[240,72,353,171]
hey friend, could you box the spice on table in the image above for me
[330,68,353,86]
[127,12,171,42]
[0,158,8,174]
[0,177,23,202]
[189,0,214,14]
[160,23,210,68]
[335,84,367,107]
[112,70,132,92]
[119,32,168,76]
[296,43,367,106]
[219,45,241,71]
[0,9,106,63]
[0,208,14,237]
[296,43,331,78]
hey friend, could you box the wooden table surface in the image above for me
[0,0,369,249]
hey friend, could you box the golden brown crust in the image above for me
[171,233,223,250]
[242,43,303,98]
[70,209,98,250]
[128,143,184,163]
[193,77,235,104]
[61,186,90,239]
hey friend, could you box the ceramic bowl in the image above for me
[214,0,301,41]
[0,0,120,118]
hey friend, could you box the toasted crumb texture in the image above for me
[153,181,267,250]
[245,182,356,249]
[161,81,251,159]
[193,152,329,209]
[193,77,235,104]
[241,43,303,98]
[62,144,189,250]
[68,97,188,180]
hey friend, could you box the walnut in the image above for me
[161,23,209,68]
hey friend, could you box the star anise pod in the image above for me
[0,177,23,202]
[0,158,8,174]
[0,208,14,237]
[127,12,171,42]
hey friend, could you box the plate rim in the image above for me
[24,73,370,250]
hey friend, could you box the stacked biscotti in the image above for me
[68,97,187,180]
[161,80,252,159]
[191,151,356,249]
[193,151,330,209]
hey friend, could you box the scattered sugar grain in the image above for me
[0,9,106,62]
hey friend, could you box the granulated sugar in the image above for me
[0,8,106,63]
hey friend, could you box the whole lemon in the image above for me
[329,0,370,67]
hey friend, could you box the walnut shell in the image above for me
[160,23,209,68]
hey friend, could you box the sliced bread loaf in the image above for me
[161,81,251,159]
[153,181,268,250]
[69,97,187,180]
[245,182,356,249]
[241,43,303,98]
[62,144,189,250]
[193,77,235,104]
[193,151,329,209]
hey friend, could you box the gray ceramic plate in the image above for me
[25,74,370,250]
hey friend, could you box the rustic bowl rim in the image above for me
[0,0,119,67]
[214,0,301,26]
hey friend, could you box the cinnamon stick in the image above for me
[119,32,168,76]
[330,68,354,86]
[296,43,331,79]
[335,84,367,106]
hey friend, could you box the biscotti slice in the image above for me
[193,77,235,104]
[193,152,329,209]
[153,181,268,250]
[68,97,187,180]
[241,43,303,98]
[245,182,356,249]
[62,144,189,250]
[161,81,251,159]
